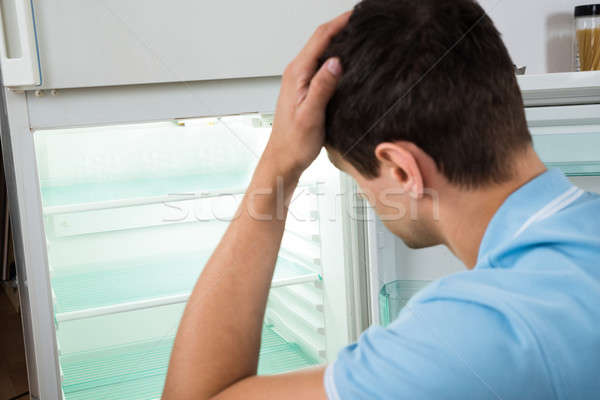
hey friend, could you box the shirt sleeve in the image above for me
[323,298,555,400]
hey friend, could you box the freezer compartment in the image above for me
[29,0,353,89]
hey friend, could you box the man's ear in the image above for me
[374,142,424,198]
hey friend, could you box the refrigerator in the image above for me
[1,2,600,399]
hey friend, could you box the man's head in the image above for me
[321,0,533,248]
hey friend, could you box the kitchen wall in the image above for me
[479,0,592,74]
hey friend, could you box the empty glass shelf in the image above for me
[61,337,173,395]
[51,252,210,315]
[41,173,251,210]
[61,324,318,400]
[64,374,166,400]
[540,161,600,176]
[379,280,430,327]
[52,252,318,317]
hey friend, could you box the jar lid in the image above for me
[575,4,600,17]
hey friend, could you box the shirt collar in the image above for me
[476,168,575,267]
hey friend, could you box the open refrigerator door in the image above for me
[366,212,465,327]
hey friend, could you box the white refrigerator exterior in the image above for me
[3,0,356,90]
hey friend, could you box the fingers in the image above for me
[301,58,342,114]
[294,11,351,72]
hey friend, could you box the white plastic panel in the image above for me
[317,163,354,360]
[1,87,61,398]
[518,72,600,106]
[26,78,281,131]
[31,0,356,90]
[392,241,466,281]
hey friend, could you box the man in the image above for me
[163,0,600,398]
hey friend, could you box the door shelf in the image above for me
[61,324,319,400]
[379,280,431,327]
[52,253,320,321]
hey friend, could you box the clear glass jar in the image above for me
[575,4,600,71]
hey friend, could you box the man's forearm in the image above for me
[163,152,301,399]
[163,12,347,399]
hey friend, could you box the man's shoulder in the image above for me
[556,188,600,222]
[346,283,559,399]
[496,188,600,269]
[398,236,600,398]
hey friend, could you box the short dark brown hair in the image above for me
[320,0,531,187]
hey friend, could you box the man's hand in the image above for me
[263,12,349,179]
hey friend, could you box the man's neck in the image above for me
[439,148,547,269]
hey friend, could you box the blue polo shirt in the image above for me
[325,169,600,399]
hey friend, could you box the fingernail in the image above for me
[327,58,342,76]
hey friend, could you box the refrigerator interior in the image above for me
[374,113,600,326]
[33,114,346,399]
